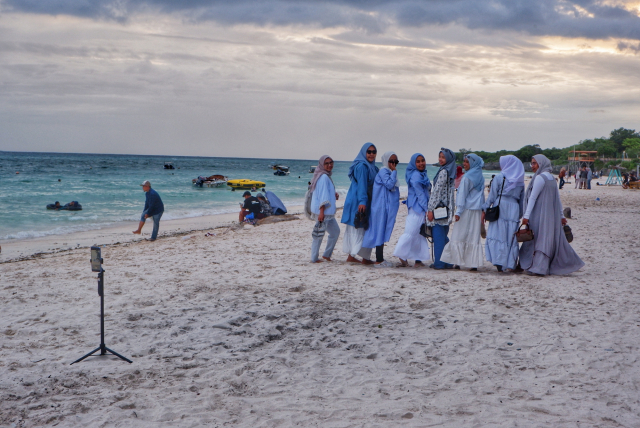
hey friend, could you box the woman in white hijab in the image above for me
[362,151,400,267]
[482,155,525,272]
[519,154,584,275]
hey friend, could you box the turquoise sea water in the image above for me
[0,152,497,241]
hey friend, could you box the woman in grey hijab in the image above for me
[426,148,457,269]
[519,154,584,275]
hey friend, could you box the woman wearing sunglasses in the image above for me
[341,142,379,264]
[393,153,431,267]
[363,151,401,267]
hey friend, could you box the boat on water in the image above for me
[192,175,228,188]
[164,162,175,170]
[226,179,266,190]
[309,166,316,173]
[270,164,290,176]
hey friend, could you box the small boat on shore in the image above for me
[192,175,228,188]
[226,179,266,190]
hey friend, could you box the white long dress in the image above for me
[440,175,485,268]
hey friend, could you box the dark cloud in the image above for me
[617,40,640,53]
[3,0,640,40]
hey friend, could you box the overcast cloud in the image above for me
[1,0,639,161]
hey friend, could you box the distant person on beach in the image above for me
[393,153,430,268]
[341,143,379,264]
[441,153,485,271]
[575,167,584,189]
[520,155,584,276]
[133,180,164,241]
[426,148,457,270]
[558,167,566,189]
[239,191,265,222]
[586,167,593,189]
[362,151,400,267]
[483,155,525,272]
[309,155,340,263]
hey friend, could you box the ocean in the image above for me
[0,152,498,241]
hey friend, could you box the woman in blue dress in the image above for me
[341,142,379,264]
[363,151,401,267]
[482,155,525,272]
[393,153,431,267]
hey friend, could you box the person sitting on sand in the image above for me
[239,191,266,222]
[133,180,164,241]
[256,193,272,217]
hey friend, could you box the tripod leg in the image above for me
[70,346,101,365]
[105,347,133,364]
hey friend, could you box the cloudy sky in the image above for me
[1,0,640,161]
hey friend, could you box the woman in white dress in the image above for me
[393,153,431,267]
[440,153,485,271]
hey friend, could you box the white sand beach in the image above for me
[2,183,640,427]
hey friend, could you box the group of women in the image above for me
[308,143,584,276]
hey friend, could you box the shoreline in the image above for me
[0,205,305,263]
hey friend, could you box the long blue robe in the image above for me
[341,162,378,227]
[265,191,287,215]
[362,169,400,247]
[482,173,524,269]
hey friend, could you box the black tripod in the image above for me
[71,268,132,365]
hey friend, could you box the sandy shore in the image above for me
[2,183,640,427]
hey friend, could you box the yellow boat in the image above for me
[226,179,266,190]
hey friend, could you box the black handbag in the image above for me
[354,211,369,230]
[484,178,504,222]
[419,223,432,238]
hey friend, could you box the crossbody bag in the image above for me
[485,178,504,222]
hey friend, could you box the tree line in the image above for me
[456,127,640,169]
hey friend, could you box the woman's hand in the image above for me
[561,218,567,226]
[522,218,529,226]
[427,211,434,222]
[481,212,485,223]
[389,162,396,171]
[455,215,460,222]
[358,204,366,213]
[318,206,325,222]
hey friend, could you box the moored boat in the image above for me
[193,175,228,188]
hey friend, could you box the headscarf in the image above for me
[464,153,485,191]
[405,153,430,188]
[499,155,525,192]
[381,151,400,188]
[433,148,457,185]
[526,154,553,196]
[310,155,333,192]
[348,142,378,183]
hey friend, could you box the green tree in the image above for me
[610,128,639,153]
[514,144,542,162]
[623,138,640,158]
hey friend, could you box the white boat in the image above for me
[309,166,316,173]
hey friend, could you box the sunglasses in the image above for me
[366,150,377,155]
[389,160,399,165]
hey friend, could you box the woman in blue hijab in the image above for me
[426,148,457,269]
[362,151,401,267]
[393,153,431,267]
[341,142,379,264]
[440,153,486,271]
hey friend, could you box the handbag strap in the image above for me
[493,177,505,208]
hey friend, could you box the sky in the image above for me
[1,0,640,162]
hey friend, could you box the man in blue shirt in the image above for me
[133,180,164,241]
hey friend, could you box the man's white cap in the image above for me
[140,180,151,187]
